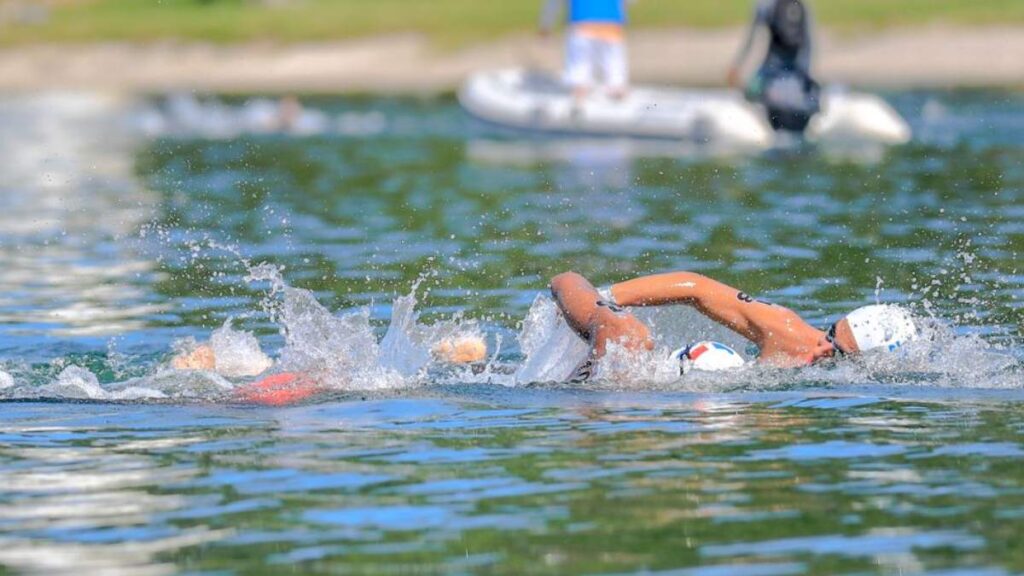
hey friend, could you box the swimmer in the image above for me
[550,270,918,378]
[171,334,487,405]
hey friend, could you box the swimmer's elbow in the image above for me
[550,271,583,297]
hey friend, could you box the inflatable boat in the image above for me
[458,69,911,149]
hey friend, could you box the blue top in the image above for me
[568,0,626,24]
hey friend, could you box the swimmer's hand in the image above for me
[432,336,488,364]
[171,345,216,371]
[170,342,272,377]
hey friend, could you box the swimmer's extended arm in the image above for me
[610,272,765,343]
[551,272,653,356]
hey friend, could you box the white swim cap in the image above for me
[844,304,918,353]
[671,341,745,374]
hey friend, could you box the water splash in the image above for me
[377,288,432,377]
[208,320,273,378]
[43,366,166,401]
[0,259,1020,402]
[243,265,470,390]
[513,293,589,384]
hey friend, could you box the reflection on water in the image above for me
[2,393,1024,574]
[0,93,163,342]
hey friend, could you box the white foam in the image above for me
[110,368,234,400]
[45,366,166,401]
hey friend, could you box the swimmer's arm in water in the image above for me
[431,335,488,364]
[171,344,217,371]
[550,272,653,357]
[609,271,776,345]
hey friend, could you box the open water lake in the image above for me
[0,90,1022,574]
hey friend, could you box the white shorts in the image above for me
[564,30,628,90]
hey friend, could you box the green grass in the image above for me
[3,0,1023,46]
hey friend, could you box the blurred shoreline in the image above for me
[2,26,1022,93]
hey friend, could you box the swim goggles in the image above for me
[825,322,850,357]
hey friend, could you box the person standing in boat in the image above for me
[540,0,633,103]
[726,0,820,132]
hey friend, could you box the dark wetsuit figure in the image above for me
[730,0,819,132]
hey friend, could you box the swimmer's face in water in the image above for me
[809,334,841,363]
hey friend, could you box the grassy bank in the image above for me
[3,0,1023,46]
